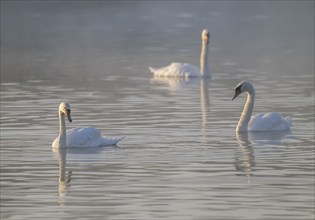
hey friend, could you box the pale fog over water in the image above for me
[1,1,314,220]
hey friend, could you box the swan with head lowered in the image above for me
[52,102,123,148]
[232,81,292,132]
[149,29,211,78]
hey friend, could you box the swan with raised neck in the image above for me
[52,102,123,148]
[232,81,255,132]
[53,102,72,148]
[200,29,210,77]
[232,81,292,132]
[149,29,211,78]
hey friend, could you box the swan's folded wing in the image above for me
[263,112,292,131]
[284,116,292,127]
[150,63,200,78]
[97,136,125,146]
[67,127,102,147]
[180,63,201,78]
[249,112,291,131]
[248,113,264,131]
[150,63,182,77]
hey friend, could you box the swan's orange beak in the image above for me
[203,36,209,44]
[66,110,72,122]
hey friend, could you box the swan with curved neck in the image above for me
[149,29,211,78]
[52,102,123,148]
[53,102,72,148]
[232,81,292,132]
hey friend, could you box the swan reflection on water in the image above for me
[52,147,106,206]
[199,78,210,128]
[150,75,201,90]
[151,77,211,127]
[53,147,72,206]
[235,130,292,178]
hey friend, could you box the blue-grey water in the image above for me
[1,1,314,220]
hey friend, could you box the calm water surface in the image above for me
[1,1,314,220]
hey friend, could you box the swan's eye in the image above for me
[235,86,241,93]
[66,109,71,114]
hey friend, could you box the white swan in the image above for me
[149,29,211,78]
[52,102,123,148]
[232,81,292,132]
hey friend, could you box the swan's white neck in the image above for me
[237,89,255,132]
[200,40,210,77]
[58,111,67,148]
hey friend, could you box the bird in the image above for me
[149,29,211,78]
[232,81,292,132]
[52,102,123,148]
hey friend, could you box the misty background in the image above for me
[1,1,314,83]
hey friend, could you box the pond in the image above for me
[1,1,314,220]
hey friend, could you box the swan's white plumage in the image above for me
[247,113,292,132]
[66,127,123,147]
[52,102,123,148]
[233,81,292,132]
[149,29,210,78]
[149,62,201,78]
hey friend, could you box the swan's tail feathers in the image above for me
[115,136,125,144]
[106,136,125,146]
[149,66,156,73]
[284,116,292,127]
